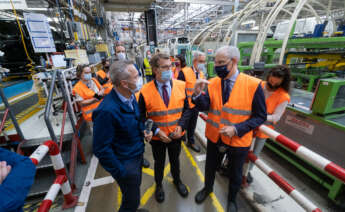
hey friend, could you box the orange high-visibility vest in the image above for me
[72,78,102,122]
[97,70,107,79]
[172,67,180,79]
[103,82,113,95]
[97,70,113,95]
[206,73,261,147]
[140,80,186,140]
[256,82,290,139]
[181,66,205,108]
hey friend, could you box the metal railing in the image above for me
[30,140,78,211]
[196,113,345,212]
[0,87,24,140]
[43,69,86,189]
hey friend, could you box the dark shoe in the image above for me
[247,172,253,184]
[187,142,201,153]
[155,185,165,203]
[195,187,212,204]
[142,158,150,168]
[137,209,149,212]
[174,181,189,197]
[227,201,238,212]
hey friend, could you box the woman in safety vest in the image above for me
[247,65,291,183]
[73,64,105,123]
[96,59,113,95]
[172,55,184,79]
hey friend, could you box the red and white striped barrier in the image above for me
[199,114,345,184]
[30,140,78,211]
[247,151,321,212]
[38,175,78,211]
[259,125,345,184]
[30,140,68,176]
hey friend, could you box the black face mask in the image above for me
[104,66,110,71]
[267,82,280,90]
[214,62,233,79]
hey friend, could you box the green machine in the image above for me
[206,55,216,79]
[266,78,345,208]
[237,37,345,92]
[312,78,345,115]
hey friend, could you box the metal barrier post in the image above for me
[30,140,78,211]
[44,70,58,142]
[0,87,24,140]
[61,68,77,125]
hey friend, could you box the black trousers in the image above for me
[204,140,249,202]
[150,139,182,185]
[187,107,199,144]
[116,155,143,212]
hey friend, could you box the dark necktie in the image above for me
[162,85,169,107]
[195,71,199,79]
[223,79,231,104]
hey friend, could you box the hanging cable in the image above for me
[9,0,34,69]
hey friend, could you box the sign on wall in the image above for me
[0,0,27,10]
[24,13,56,53]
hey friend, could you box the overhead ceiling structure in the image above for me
[102,0,155,12]
[153,0,250,41]
[191,0,345,65]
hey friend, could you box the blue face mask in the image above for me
[197,63,206,73]
[161,70,172,82]
[84,73,92,81]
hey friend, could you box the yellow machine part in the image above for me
[286,53,345,71]
[32,76,47,105]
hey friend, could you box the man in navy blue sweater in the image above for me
[0,148,36,212]
[93,60,152,212]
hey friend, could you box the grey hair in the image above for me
[215,46,240,61]
[192,50,206,61]
[109,60,134,86]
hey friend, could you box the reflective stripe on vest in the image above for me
[147,107,183,117]
[141,80,186,140]
[222,107,251,116]
[144,58,152,75]
[206,119,219,128]
[155,119,179,127]
[205,74,261,147]
[220,118,236,126]
[208,109,221,116]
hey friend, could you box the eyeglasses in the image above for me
[159,65,172,70]
[214,59,231,66]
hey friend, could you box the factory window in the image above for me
[332,85,345,109]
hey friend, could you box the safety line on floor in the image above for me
[4,102,42,131]
[0,91,35,110]
[140,164,171,206]
[181,142,225,212]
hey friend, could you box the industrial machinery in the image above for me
[265,78,345,207]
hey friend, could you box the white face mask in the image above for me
[127,77,143,94]
[197,63,206,73]
[117,53,126,60]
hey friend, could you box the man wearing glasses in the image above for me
[137,53,191,203]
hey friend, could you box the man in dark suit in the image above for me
[193,46,267,212]
[93,60,152,212]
